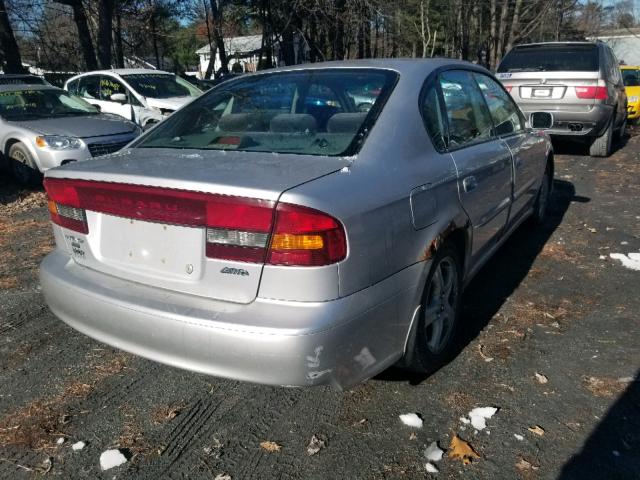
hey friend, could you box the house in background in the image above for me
[196,33,310,78]
[591,28,640,65]
[197,35,271,77]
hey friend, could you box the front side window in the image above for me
[99,76,127,102]
[134,68,398,156]
[622,69,640,87]
[473,73,524,136]
[0,88,98,121]
[122,74,200,99]
[439,70,493,149]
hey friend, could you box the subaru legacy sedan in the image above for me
[40,60,553,389]
[0,85,140,185]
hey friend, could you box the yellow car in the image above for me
[622,66,640,123]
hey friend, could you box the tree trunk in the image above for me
[489,0,497,70]
[150,9,160,68]
[97,0,115,69]
[0,0,26,73]
[334,0,346,60]
[505,0,522,57]
[114,4,124,68]
[210,0,228,75]
[56,0,98,70]
[494,0,510,69]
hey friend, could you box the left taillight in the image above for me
[44,178,88,234]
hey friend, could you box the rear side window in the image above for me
[439,70,494,149]
[78,76,100,99]
[473,73,524,136]
[497,45,599,72]
[421,85,447,151]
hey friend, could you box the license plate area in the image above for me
[533,88,551,97]
[98,214,204,279]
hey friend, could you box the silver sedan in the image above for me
[0,84,139,185]
[40,59,553,389]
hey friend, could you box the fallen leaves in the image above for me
[528,425,545,437]
[259,441,282,453]
[448,435,480,465]
[534,373,548,384]
[306,435,325,456]
[515,457,539,472]
[583,376,627,397]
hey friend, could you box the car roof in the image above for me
[0,73,43,78]
[0,84,60,92]
[512,41,600,49]
[233,58,485,78]
[73,68,173,77]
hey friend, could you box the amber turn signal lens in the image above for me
[270,233,324,250]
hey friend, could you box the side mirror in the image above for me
[110,93,127,104]
[530,112,553,129]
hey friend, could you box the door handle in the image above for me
[463,176,478,192]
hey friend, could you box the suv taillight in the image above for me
[575,85,608,100]
[44,178,347,266]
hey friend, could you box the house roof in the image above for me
[196,35,263,55]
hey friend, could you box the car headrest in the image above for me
[326,112,368,134]
[270,113,317,134]
[219,113,252,131]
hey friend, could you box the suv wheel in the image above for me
[531,165,551,225]
[403,244,462,374]
[9,142,42,187]
[616,117,627,143]
[589,115,613,157]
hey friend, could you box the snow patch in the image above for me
[610,253,640,271]
[100,449,128,471]
[72,441,86,451]
[399,413,423,428]
[514,434,524,441]
[466,407,498,431]
[425,462,439,473]
[424,441,445,462]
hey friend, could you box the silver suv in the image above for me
[497,41,627,157]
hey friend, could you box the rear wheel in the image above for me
[9,142,41,187]
[404,245,462,374]
[589,115,613,157]
[615,117,627,143]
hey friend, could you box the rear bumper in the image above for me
[40,251,419,389]
[520,104,613,137]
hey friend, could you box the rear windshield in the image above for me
[497,45,599,72]
[622,69,640,87]
[134,68,398,156]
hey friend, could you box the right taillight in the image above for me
[504,85,513,93]
[575,85,608,100]
[267,203,347,266]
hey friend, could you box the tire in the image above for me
[589,115,613,157]
[615,117,626,143]
[403,244,463,374]
[531,164,551,225]
[9,142,42,187]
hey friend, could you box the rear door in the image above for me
[438,70,513,262]
[473,72,542,224]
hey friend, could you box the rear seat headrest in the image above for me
[218,113,251,131]
[326,112,368,134]
[270,113,317,134]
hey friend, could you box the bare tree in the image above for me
[0,0,26,73]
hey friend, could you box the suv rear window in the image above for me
[135,68,398,157]
[497,45,599,73]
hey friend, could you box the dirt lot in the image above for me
[0,131,639,479]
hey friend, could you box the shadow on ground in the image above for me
[558,371,640,480]
[377,179,587,385]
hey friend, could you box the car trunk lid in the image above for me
[45,147,350,304]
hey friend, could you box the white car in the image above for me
[64,69,201,129]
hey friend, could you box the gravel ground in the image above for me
[0,130,639,479]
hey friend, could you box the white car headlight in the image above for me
[629,96,639,103]
[36,135,83,150]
